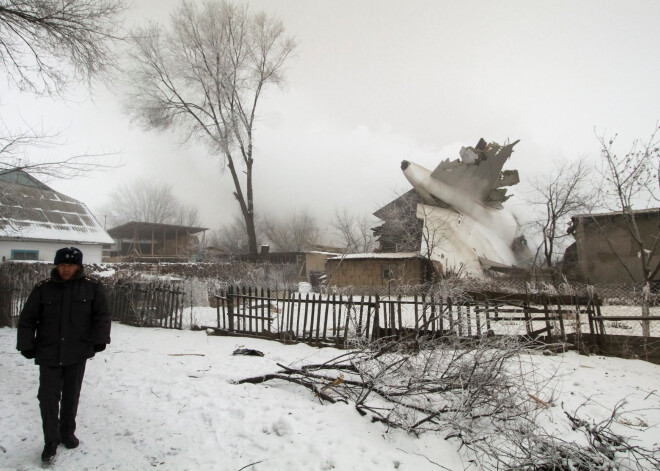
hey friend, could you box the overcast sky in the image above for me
[2,0,659,238]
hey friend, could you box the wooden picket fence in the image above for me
[0,285,29,328]
[107,281,185,329]
[0,262,52,327]
[210,287,373,347]
[208,286,605,348]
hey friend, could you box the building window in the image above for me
[11,249,39,260]
[383,267,395,280]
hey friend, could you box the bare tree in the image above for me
[263,209,320,252]
[100,180,200,228]
[331,208,376,253]
[0,1,125,181]
[0,0,126,96]
[0,120,120,177]
[174,203,199,227]
[416,203,456,262]
[596,126,660,283]
[124,0,296,255]
[528,159,596,272]
[210,212,264,254]
[592,126,660,336]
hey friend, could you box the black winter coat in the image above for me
[16,268,111,366]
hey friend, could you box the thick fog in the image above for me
[2,0,658,239]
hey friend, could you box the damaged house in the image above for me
[373,138,532,278]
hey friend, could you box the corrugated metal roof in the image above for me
[0,170,114,244]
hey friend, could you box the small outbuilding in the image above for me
[325,252,436,288]
[0,170,113,264]
[564,209,660,284]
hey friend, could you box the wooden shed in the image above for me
[325,252,435,288]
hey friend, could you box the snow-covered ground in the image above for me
[1,318,660,470]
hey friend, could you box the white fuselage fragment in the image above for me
[401,160,519,273]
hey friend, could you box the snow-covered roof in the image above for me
[0,170,114,245]
[572,208,660,220]
[307,250,342,256]
[329,252,423,261]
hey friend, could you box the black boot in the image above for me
[61,434,79,449]
[41,441,58,462]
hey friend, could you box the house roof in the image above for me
[107,221,208,239]
[572,208,660,220]
[372,189,420,220]
[328,252,423,261]
[0,170,114,244]
[478,256,524,273]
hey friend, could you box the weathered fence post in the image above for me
[372,295,380,340]
[523,299,531,335]
[557,298,565,338]
[485,300,491,332]
[227,286,234,332]
[543,295,552,342]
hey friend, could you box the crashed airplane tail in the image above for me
[399,138,528,277]
[430,139,520,207]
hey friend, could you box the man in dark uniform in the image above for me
[16,247,111,462]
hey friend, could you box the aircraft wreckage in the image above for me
[378,138,530,277]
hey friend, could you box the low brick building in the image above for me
[564,209,660,284]
[325,253,435,288]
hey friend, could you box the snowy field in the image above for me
[1,320,660,470]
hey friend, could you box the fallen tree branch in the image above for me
[237,373,341,404]
[237,325,660,470]
[237,459,263,471]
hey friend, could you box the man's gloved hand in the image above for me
[21,349,36,359]
[93,344,106,353]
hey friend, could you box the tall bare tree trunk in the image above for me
[124,1,296,257]
[244,213,258,255]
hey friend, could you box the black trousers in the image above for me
[38,360,87,444]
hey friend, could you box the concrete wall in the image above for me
[325,257,430,287]
[573,213,660,284]
[0,241,105,264]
